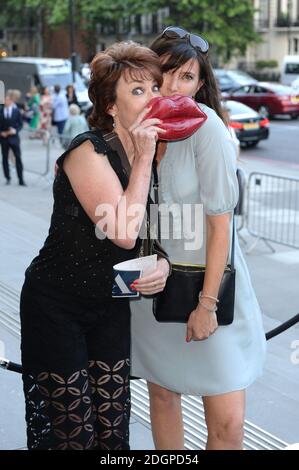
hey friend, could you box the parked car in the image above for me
[214,69,258,92]
[281,55,299,86]
[292,76,299,91]
[223,100,270,148]
[226,82,299,119]
[80,63,91,84]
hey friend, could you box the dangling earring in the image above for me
[112,113,116,128]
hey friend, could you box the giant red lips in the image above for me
[143,94,207,141]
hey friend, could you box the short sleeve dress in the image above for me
[130,104,266,396]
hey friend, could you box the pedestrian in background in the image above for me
[39,86,52,144]
[0,90,25,186]
[52,84,69,136]
[61,103,89,149]
[10,89,22,109]
[27,86,40,134]
[66,84,80,107]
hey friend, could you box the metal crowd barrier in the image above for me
[235,167,247,244]
[246,172,299,253]
[19,127,52,178]
[18,127,88,184]
[14,127,69,185]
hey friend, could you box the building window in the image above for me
[294,38,299,53]
[276,0,291,26]
[141,14,152,34]
[259,0,269,28]
[158,8,169,32]
[152,13,158,34]
[135,15,142,34]
[260,0,268,19]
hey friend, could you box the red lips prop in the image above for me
[143,95,207,141]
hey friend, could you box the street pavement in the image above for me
[244,117,299,166]
[0,126,298,449]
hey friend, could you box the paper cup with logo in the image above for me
[112,267,141,298]
[112,255,157,298]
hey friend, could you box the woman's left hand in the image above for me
[186,305,218,342]
[132,258,169,295]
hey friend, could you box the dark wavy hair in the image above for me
[88,41,163,131]
[150,34,225,123]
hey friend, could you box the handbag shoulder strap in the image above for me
[152,159,161,241]
[152,159,236,270]
[230,215,235,271]
[102,130,132,177]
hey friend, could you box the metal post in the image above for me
[287,0,293,53]
[69,0,76,83]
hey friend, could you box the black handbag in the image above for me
[151,160,236,326]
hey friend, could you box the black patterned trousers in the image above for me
[20,281,131,450]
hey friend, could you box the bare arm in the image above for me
[202,213,231,297]
[186,212,231,341]
[63,113,164,250]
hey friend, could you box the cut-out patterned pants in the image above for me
[20,281,131,450]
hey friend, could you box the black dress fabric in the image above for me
[25,129,139,304]
[20,130,140,450]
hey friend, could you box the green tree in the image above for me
[1,0,259,60]
[155,0,260,60]
[0,0,34,29]
[1,0,156,28]
[1,0,160,51]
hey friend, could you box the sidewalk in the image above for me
[0,133,299,449]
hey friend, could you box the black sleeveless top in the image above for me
[25,130,141,305]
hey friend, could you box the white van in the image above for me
[0,57,91,110]
[281,55,299,86]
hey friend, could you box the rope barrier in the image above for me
[265,313,299,341]
[1,313,298,374]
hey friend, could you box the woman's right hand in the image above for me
[129,107,166,162]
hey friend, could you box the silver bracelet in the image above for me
[199,291,219,303]
[198,298,218,314]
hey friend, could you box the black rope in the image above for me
[0,358,22,374]
[1,314,299,375]
[265,313,299,341]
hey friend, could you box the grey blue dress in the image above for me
[130,103,266,396]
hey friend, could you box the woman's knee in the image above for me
[208,412,244,446]
[148,382,181,409]
[204,391,245,447]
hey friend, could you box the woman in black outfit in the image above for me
[20,41,170,450]
[66,84,80,107]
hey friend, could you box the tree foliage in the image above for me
[165,0,260,59]
[1,0,260,59]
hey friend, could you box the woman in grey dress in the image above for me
[130,27,267,450]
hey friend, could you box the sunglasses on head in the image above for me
[162,26,209,54]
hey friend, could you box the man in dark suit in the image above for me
[0,91,25,185]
